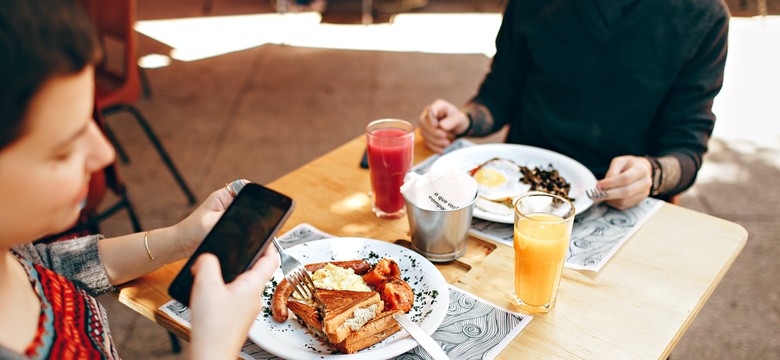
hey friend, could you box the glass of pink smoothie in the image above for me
[365,119,414,219]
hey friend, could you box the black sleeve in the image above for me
[472,0,529,135]
[653,11,729,195]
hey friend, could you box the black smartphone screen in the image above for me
[360,147,369,169]
[168,182,294,306]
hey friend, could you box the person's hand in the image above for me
[418,99,470,153]
[172,182,246,259]
[595,156,653,210]
[188,246,279,360]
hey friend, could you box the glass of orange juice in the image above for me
[512,191,575,313]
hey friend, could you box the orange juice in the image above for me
[513,213,572,311]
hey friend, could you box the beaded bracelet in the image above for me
[645,156,663,196]
[456,110,474,138]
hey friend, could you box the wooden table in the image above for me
[117,133,747,359]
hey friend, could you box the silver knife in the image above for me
[393,313,450,360]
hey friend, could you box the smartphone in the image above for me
[168,182,294,306]
[360,147,369,169]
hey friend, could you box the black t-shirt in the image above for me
[474,0,729,194]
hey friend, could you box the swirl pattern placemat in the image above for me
[160,223,532,359]
[469,198,662,272]
[412,139,663,272]
[402,285,530,360]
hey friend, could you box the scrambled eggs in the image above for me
[311,263,371,292]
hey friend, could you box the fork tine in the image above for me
[597,188,607,199]
[586,188,595,199]
[302,270,316,295]
[291,269,313,299]
[296,270,315,299]
[300,270,316,299]
[586,187,608,200]
[290,277,306,299]
[288,270,310,300]
[291,272,306,298]
[273,236,317,300]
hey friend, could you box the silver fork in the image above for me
[271,236,316,300]
[585,187,608,200]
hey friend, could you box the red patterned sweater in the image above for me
[3,236,119,359]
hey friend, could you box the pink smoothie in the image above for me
[367,128,414,215]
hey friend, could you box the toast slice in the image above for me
[317,289,383,344]
[287,299,325,340]
[336,310,403,354]
[287,289,397,352]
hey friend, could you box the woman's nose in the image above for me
[86,121,116,172]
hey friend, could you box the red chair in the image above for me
[80,0,196,205]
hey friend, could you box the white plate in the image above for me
[429,144,597,223]
[249,238,449,360]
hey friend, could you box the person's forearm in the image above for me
[461,102,497,138]
[98,226,189,285]
[656,155,682,195]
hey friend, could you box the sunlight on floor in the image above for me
[711,16,780,147]
[135,12,501,62]
[135,11,780,184]
[698,16,780,185]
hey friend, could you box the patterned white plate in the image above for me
[249,238,449,360]
[430,143,597,223]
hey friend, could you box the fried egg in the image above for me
[470,158,531,202]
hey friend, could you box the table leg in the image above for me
[276,0,288,13]
[363,0,373,24]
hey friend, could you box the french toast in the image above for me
[287,289,402,353]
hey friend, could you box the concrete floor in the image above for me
[93,0,779,358]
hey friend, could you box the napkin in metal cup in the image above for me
[401,169,478,262]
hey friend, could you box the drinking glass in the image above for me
[512,191,575,313]
[365,119,414,219]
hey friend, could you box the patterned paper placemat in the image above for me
[411,140,664,272]
[160,223,532,359]
[470,198,663,272]
[409,285,530,360]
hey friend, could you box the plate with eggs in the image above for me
[429,144,597,223]
[251,238,449,360]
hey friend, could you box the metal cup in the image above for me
[403,193,478,262]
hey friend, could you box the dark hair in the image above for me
[0,0,101,150]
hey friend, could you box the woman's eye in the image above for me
[54,151,73,161]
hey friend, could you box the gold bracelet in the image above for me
[144,231,156,260]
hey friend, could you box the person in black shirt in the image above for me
[419,0,729,210]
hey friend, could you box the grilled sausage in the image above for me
[271,278,295,322]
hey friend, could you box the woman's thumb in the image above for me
[191,253,224,287]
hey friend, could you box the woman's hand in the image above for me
[171,184,241,260]
[189,246,279,360]
[99,181,250,285]
[418,99,470,153]
[595,156,653,210]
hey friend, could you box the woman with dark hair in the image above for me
[0,1,279,358]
